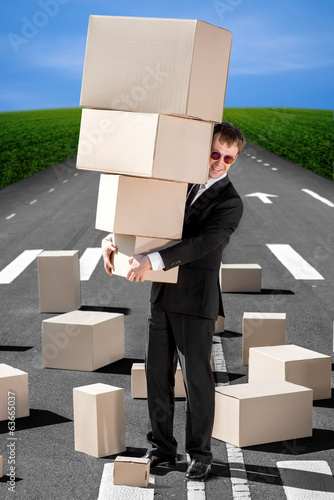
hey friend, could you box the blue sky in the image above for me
[1,0,333,112]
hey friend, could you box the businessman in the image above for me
[102,122,246,481]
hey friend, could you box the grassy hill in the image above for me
[0,107,332,189]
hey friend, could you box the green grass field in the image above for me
[0,107,332,190]
[223,108,333,180]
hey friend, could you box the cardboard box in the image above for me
[242,312,286,365]
[77,109,212,185]
[0,455,2,478]
[114,456,150,487]
[131,363,186,398]
[112,234,178,283]
[212,381,313,447]
[220,264,262,293]
[95,174,187,240]
[215,315,224,334]
[0,364,29,421]
[73,383,126,457]
[248,344,332,400]
[80,15,232,123]
[42,310,124,371]
[37,251,81,313]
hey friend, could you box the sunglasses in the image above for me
[210,151,236,164]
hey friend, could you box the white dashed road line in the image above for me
[277,460,334,499]
[79,248,102,281]
[301,189,334,207]
[6,213,16,220]
[0,249,44,284]
[266,244,325,280]
[97,463,155,500]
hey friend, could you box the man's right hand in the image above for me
[101,237,117,276]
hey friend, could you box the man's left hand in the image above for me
[127,254,152,282]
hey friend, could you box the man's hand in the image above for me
[127,254,152,282]
[101,237,117,276]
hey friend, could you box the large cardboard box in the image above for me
[114,456,150,487]
[248,344,332,400]
[95,174,187,240]
[220,264,262,293]
[73,383,126,457]
[131,363,186,398]
[242,312,286,365]
[0,364,29,421]
[37,251,81,313]
[112,234,178,283]
[76,109,212,184]
[42,310,124,371]
[212,381,313,447]
[80,15,232,123]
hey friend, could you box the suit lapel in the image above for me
[185,175,231,220]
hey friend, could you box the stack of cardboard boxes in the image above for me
[76,15,232,283]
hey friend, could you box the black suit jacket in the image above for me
[150,174,243,320]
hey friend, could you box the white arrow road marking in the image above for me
[266,244,324,280]
[245,192,279,204]
[0,250,44,284]
[277,461,334,499]
[97,463,155,500]
[301,189,334,207]
[79,248,102,281]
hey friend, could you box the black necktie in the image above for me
[185,184,200,208]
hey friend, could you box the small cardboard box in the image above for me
[242,312,286,365]
[215,315,224,334]
[114,456,150,487]
[76,109,212,185]
[73,383,126,458]
[80,15,232,123]
[212,381,313,448]
[42,310,124,371]
[131,363,186,398]
[0,455,3,478]
[37,251,81,313]
[112,234,178,283]
[248,344,332,400]
[95,174,187,240]
[0,364,29,421]
[220,264,262,293]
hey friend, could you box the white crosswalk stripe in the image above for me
[0,249,43,284]
[277,460,334,499]
[79,247,102,281]
[266,244,324,280]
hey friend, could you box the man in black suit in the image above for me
[102,122,246,481]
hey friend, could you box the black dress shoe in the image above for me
[143,451,177,468]
[185,459,211,481]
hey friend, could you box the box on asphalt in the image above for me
[113,456,150,487]
[80,15,232,123]
[42,310,124,371]
[76,109,212,184]
[212,380,313,447]
[0,455,2,478]
[37,251,81,313]
[112,234,179,283]
[131,363,186,398]
[242,312,286,365]
[95,174,187,240]
[248,344,332,400]
[215,315,224,334]
[73,383,126,457]
[0,364,29,421]
[220,264,262,293]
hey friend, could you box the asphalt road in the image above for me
[0,143,333,500]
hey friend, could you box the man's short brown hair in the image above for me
[213,122,246,154]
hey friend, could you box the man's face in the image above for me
[209,134,239,179]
